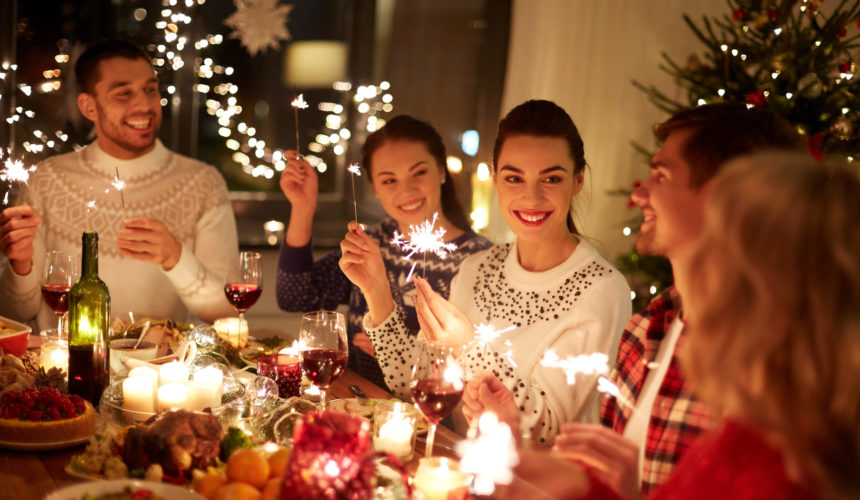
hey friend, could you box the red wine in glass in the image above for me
[411,345,464,457]
[223,251,263,346]
[41,251,76,339]
[301,348,348,387]
[41,284,71,316]
[299,311,348,409]
[411,379,464,423]
[223,283,262,312]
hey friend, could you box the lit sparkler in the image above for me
[391,212,458,281]
[0,152,36,208]
[540,350,609,384]
[113,167,127,216]
[291,93,308,156]
[456,411,519,495]
[347,162,361,223]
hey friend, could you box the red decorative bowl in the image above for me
[0,316,31,356]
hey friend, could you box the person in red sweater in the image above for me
[496,153,860,500]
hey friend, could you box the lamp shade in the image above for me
[284,41,348,88]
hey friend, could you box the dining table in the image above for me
[0,369,463,500]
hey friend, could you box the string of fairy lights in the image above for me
[0,0,394,181]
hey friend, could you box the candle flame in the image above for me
[456,411,519,495]
[291,94,309,109]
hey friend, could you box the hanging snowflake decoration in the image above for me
[224,0,293,56]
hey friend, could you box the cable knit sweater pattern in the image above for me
[0,140,239,329]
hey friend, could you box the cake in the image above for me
[0,387,95,444]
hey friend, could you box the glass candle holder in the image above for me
[257,353,302,399]
[413,457,467,500]
[281,410,376,499]
[40,336,69,374]
[373,401,418,461]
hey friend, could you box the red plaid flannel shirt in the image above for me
[600,286,714,496]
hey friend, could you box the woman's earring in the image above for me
[441,176,446,185]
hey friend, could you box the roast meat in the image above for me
[122,409,222,477]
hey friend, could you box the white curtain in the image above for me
[491,0,726,259]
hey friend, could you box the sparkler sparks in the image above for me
[597,376,635,411]
[391,212,458,281]
[113,167,126,213]
[540,351,609,384]
[456,412,519,495]
[291,93,308,156]
[0,152,36,208]
[347,163,361,223]
[474,323,515,343]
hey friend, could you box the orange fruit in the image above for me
[212,482,262,500]
[226,448,270,489]
[194,474,228,500]
[267,447,291,478]
[261,477,283,500]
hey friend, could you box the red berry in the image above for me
[46,408,61,421]
[28,410,43,422]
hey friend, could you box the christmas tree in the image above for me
[620,0,860,310]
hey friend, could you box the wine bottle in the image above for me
[68,231,111,406]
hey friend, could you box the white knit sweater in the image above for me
[365,238,631,444]
[0,140,239,330]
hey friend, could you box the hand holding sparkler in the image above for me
[338,221,394,326]
[461,373,520,436]
[0,205,40,275]
[116,217,183,271]
[413,275,474,352]
[552,423,640,500]
[279,151,317,247]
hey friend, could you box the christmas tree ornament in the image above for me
[831,116,853,140]
[224,0,293,56]
[798,72,823,98]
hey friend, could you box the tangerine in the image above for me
[226,448,270,489]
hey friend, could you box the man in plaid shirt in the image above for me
[552,103,804,498]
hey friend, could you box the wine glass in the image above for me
[299,311,348,409]
[41,251,77,339]
[223,251,263,347]
[410,343,465,457]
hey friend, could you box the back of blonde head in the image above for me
[682,152,860,499]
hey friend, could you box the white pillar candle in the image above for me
[159,360,189,386]
[157,383,189,411]
[123,376,156,414]
[413,457,466,500]
[40,340,69,373]
[127,366,159,413]
[188,366,224,411]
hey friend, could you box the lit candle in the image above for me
[40,339,69,373]
[413,457,466,500]
[123,376,155,415]
[128,366,159,393]
[373,403,416,459]
[159,360,189,386]
[157,382,189,411]
[188,366,223,411]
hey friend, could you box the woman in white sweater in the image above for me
[340,100,631,444]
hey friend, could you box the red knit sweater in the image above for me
[586,419,816,500]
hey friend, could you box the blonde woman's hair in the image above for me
[681,152,860,499]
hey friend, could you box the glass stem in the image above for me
[57,314,64,341]
[425,423,437,457]
[237,311,245,348]
[320,387,327,409]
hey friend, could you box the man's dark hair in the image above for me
[75,39,152,94]
[655,103,806,188]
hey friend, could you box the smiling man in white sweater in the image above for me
[0,39,238,329]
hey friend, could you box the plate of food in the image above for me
[328,398,429,433]
[44,479,204,500]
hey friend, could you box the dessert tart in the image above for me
[0,387,95,444]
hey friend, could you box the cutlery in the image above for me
[349,384,369,399]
